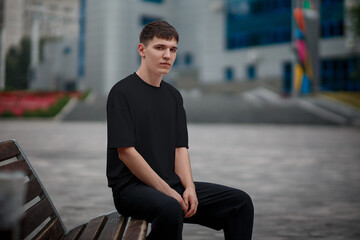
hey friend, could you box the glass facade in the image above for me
[226,0,345,49]
[320,57,360,91]
[226,0,292,49]
[282,57,360,94]
[320,0,344,38]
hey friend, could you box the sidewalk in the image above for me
[0,121,359,239]
[61,89,360,126]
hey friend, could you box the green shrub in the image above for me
[23,95,70,117]
[0,110,16,117]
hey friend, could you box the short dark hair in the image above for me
[139,20,179,45]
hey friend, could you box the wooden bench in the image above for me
[0,139,148,240]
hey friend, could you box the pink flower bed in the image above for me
[0,91,81,116]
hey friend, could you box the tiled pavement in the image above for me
[1,121,360,239]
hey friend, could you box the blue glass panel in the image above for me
[226,0,291,49]
[247,65,256,80]
[225,67,234,81]
[185,53,193,66]
[143,0,163,4]
[78,0,86,78]
[282,62,292,94]
[141,16,162,26]
[320,0,344,38]
[320,56,360,91]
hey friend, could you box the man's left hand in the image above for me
[182,187,198,218]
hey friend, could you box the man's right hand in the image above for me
[166,188,188,214]
[117,147,188,214]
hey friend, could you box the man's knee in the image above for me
[156,197,184,223]
[233,189,254,215]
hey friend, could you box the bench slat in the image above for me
[78,215,107,240]
[33,217,65,240]
[61,224,86,240]
[123,218,148,240]
[0,140,20,161]
[21,198,55,238]
[25,178,43,204]
[0,159,32,176]
[98,212,127,240]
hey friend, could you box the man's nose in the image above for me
[163,48,171,59]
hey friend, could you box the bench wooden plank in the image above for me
[0,139,149,240]
[21,198,55,238]
[61,224,86,240]
[0,159,32,176]
[98,212,128,240]
[123,218,148,240]
[33,217,65,240]
[78,215,107,240]
[0,140,20,161]
[25,178,43,204]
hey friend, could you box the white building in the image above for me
[84,0,359,96]
[0,0,24,89]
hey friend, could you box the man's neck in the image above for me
[136,67,162,87]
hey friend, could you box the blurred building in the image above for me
[24,0,79,39]
[24,0,80,90]
[0,0,24,89]
[84,0,359,96]
[2,0,357,94]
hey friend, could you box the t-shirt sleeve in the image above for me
[107,88,135,148]
[175,91,189,149]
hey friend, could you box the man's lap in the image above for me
[113,181,251,230]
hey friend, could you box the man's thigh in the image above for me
[185,182,250,230]
[114,182,179,221]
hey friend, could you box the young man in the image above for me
[107,20,253,240]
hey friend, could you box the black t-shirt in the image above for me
[106,73,188,190]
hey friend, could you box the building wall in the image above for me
[84,0,357,95]
[85,0,174,95]
[30,38,78,90]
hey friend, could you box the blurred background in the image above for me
[0,0,359,123]
[1,0,360,239]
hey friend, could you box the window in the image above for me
[63,46,71,55]
[320,0,344,38]
[247,65,256,80]
[320,57,360,91]
[184,53,193,66]
[141,16,162,26]
[225,67,234,82]
[143,0,163,4]
[282,62,292,95]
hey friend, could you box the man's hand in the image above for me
[166,188,188,214]
[182,187,198,218]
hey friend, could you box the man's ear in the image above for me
[138,43,145,57]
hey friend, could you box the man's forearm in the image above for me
[117,147,170,193]
[175,147,195,189]
[117,147,188,212]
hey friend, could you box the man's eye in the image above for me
[156,46,163,50]
[170,49,177,53]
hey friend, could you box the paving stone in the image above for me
[0,121,359,239]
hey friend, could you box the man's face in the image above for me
[139,37,178,76]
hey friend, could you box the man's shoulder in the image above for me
[162,81,182,99]
[109,73,136,94]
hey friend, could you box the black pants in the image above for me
[113,181,254,240]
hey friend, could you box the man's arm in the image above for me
[175,147,198,218]
[117,147,187,212]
